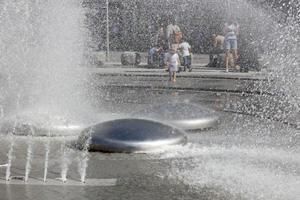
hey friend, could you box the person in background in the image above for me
[223,17,239,72]
[207,33,225,67]
[148,22,167,66]
[178,39,192,72]
[111,19,121,50]
[166,17,182,50]
[166,46,181,82]
[148,47,156,65]
[214,34,225,51]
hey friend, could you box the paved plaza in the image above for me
[1,58,299,200]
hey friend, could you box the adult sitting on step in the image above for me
[206,33,228,68]
[148,22,168,68]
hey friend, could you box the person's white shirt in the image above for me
[178,42,191,57]
[224,23,238,40]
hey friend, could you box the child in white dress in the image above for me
[167,46,181,82]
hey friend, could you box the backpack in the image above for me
[173,28,182,43]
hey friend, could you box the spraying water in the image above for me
[0,0,89,122]
[43,139,50,182]
[126,1,300,199]
[60,137,70,183]
[43,128,51,182]
[24,126,35,182]
[5,135,16,181]
[151,113,300,200]
[0,106,3,119]
[24,136,33,182]
[0,0,298,199]
[0,0,90,184]
[77,128,92,183]
[4,117,20,181]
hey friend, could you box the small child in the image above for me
[167,46,181,82]
[178,40,192,72]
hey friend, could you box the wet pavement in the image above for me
[0,110,298,200]
[0,65,299,200]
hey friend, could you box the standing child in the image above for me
[167,46,181,82]
[178,40,192,72]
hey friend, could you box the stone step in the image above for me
[90,51,209,66]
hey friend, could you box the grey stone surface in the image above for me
[91,51,210,67]
[0,60,299,199]
[0,111,298,200]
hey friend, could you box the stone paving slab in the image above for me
[0,177,117,186]
[91,51,210,65]
[87,66,266,81]
[87,66,268,97]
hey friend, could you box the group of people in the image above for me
[148,16,240,82]
[148,18,192,82]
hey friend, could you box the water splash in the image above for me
[0,0,90,184]
[60,137,71,183]
[0,105,3,119]
[43,128,51,182]
[77,128,92,183]
[152,140,300,200]
[5,135,16,181]
[43,140,50,182]
[227,1,300,124]
[4,118,20,181]
[24,125,35,182]
[0,0,89,121]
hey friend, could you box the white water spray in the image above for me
[5,119,19,181]
[0,0,90,186]
[24,126,35,182]
[60,137,70,183]
[77,128,92,183]
[0,105,3,119]
[43,128,51,182]
[5,136,16,181]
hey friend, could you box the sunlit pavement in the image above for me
[87,64,266,96]
[89,51,265,79]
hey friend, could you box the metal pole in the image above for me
[106,0,109,62]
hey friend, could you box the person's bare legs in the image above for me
[225,49,230,72]
[169,70,172,81]
[232,49,238,67]
[173,72,176,82]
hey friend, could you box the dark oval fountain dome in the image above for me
[77,118,187,153]
[132,103,219,130]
